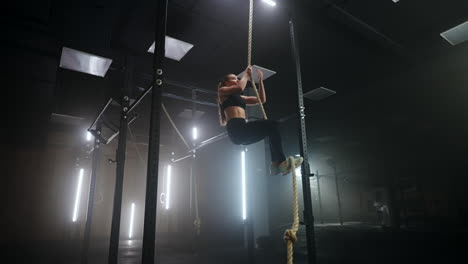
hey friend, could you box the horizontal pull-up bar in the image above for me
[162,92,217,107]
[106,114,138,144]
[88,97,114,131]
[128,84,153,114]
[172,154,192,163]
[128,86,217,115]
[172,132,228,163]
[136,73,217,95]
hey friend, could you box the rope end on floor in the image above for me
[283,156,300,264]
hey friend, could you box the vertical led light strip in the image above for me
[262,0,277,7]
[86,131,92,141]
[241,151,247,221]
[295,154,302,177]
[192,127,198,140]
[72,169,84,222]
[129,203,135,238]
[166,165,172,210]
[295,167,302,177]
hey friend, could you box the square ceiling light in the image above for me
[237,65,276,83]
[304,87,336,101]
[59,47,113,77]
[148,36,194,61]
[177,109,205,119]
[440,21,468,46]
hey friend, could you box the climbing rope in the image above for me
[248,3,297,261]
[247,0,268,120]
[248,0,253,66]
[283,156,300,264]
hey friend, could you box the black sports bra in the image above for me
[220,92,246,112]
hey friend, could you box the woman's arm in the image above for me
[238,70,250,90]
[257,70,266,103]
[240,70,266,104]
[218,66,252,95]
[218,84,243,95]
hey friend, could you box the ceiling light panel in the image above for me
[148,36,194,61]
[304,87,336,101]
[59,47,112,77]
[237,65,276,83]
[440,21,468,46]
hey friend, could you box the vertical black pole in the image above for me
[333,166,343,225]
[108,57,133,264]
[388,171,400,230]
[142,0,167,263]
[450,173,461,226]
[316,170,324,224]
[289,14,317,264]
[81,122,102,264]
[401,188,408,227]
[359,183,363,223]
[247,217,255,264]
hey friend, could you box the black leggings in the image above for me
[226,118,286,163]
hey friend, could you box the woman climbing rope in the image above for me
[217,65,303,176]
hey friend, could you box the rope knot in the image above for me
[193,217,201,235]
[283,229,298,243]
[284,155,300,264]
[193,217,201,229]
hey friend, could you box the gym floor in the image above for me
[3,223,465,264]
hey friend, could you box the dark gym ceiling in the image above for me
[4,0,468,149]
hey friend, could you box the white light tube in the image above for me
[241,151,247,221]
[262,0,277,7]
[129,203,135,238]
[295,167,302,177]
[192,127,198,140]
[86,131,92,141]
[166,165,172,210]
[72,169,84,222]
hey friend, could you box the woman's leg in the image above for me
[227,119,303,175]
[241,120,286,163]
